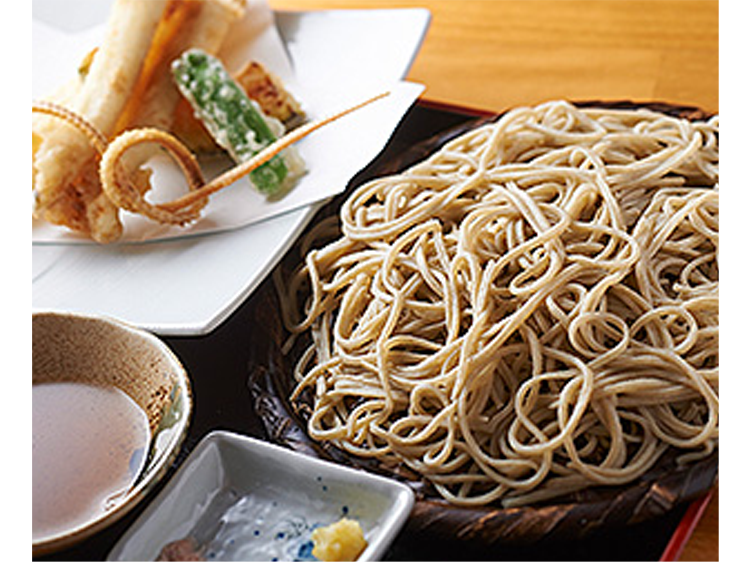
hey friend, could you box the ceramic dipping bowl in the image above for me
[32,311,192,555]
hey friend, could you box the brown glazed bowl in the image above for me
[32,311,192,556]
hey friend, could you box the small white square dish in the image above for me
[107,430,415,561]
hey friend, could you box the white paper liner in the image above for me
[32,0,424,244]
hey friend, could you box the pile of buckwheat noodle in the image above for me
[279,100,719,508]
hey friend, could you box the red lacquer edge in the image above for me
[416,97,496,118]
[659,490,715,561]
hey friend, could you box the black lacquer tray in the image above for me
[247,99,717,548]
[37,100,717,562]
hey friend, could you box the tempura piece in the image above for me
[33,0,170,236]
[112,0,246,189]
[233,60,305,128]
[115,0,246,133]
[32,0,245,242]
[171,59,305,154]
[172,49,292,194]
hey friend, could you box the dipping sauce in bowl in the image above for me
[32,311,192,555]
[33,382,151,543]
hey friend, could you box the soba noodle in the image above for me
[279,100,718,507]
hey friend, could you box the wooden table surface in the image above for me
[269,0,718,114]
[267,1,718,560]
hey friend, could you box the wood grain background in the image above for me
[270,0,718,114]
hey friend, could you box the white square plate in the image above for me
[106,430,415,561]
[32,1,430,335]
